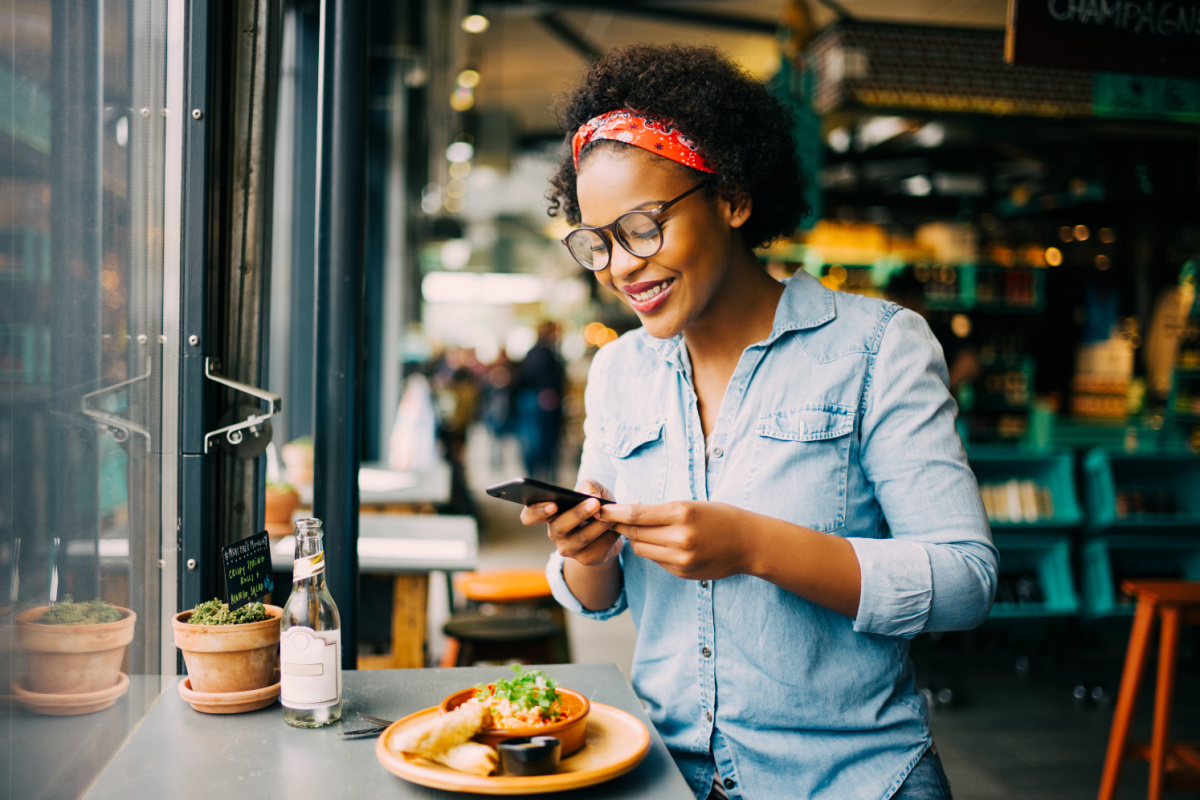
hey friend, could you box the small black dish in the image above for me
[497,735,563,776]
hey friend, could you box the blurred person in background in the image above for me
[481,349,516,472]
[514,320,566,483]
[520,44,996,800]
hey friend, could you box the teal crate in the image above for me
[967,447,1082,529]
[989,534,1080,619]
[1080,536,1200,618]
[1083,448,1200,534]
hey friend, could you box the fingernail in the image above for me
[584,499,599,512]
[544,504,556,514]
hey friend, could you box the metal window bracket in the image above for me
[81,358,153,451]
[203,357,282,454]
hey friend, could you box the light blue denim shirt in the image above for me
[547,271,997,800]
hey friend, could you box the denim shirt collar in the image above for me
[644,269,837,373]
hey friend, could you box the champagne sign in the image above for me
[222,531,274,610]
[1007,0,1200,78]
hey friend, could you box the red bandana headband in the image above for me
[571,110,716,174]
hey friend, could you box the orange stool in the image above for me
[439,569,570,667]
[1098,580,1200,800]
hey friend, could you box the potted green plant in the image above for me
[265,479,301,536]
[173,598,282,693]
[281,436,314,485]
[15,596,136,713]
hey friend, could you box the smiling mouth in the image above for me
[624,280,673,302]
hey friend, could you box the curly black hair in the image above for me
[546,43,810,250]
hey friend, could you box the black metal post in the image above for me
[314,0,365,670]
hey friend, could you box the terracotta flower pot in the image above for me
[281,442,314,485]
[16,605,136,695]
[265,486,301,536]
[172,604,282,694]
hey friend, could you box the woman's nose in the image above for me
[606,240,647,278]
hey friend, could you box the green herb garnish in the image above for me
[187,598,268,625]
[38,596,122,625]
[473,664,563,721]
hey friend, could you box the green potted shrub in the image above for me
[281,436,314,485]
[172,599,282,713]
[15,596,136,713]
[265,479,301,536]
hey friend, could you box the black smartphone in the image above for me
[485,477,613,511]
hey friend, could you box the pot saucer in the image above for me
[178,672,280,714]
[12,672,130,716]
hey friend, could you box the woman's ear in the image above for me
[726,191,752,230]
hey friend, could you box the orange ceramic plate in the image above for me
[376,702,651,795]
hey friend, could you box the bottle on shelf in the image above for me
[280,518,342,728]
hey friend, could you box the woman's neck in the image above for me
[682,252,784,368]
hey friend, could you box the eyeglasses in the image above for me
[561,180,710,271]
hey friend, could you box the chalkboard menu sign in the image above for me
[1007,0,1200,78]
[222,531,275,610]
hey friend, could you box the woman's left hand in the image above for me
[593,500,758,581]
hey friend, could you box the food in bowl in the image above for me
[388,667,590,777]
[440,666,590,757]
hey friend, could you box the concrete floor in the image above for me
[451,426,1200,800]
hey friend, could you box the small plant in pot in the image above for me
[172,598,282,713]
[265,479,301,536]
[15,596,136,714]
[281,436,314,486]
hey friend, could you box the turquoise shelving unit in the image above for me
[968,447,1082,529]
[1082,448,1200,535]
[966,448,1082,620]
[1080,536,1200,618]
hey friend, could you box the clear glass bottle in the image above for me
[280,518,342,727]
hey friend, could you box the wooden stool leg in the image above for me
[1149,606,1181,800]
[1099,599,1157,800]
[391,574,429,669]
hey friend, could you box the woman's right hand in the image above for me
[520,480,624,567]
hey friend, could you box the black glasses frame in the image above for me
[561,179,711,271]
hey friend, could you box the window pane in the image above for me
[2,1,168,796]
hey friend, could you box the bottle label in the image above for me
[280,626,340,709]
[293,552,325,581]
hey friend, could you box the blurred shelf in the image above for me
[1083,448,1200,534]
[967,447,1082,529]
[988,534,1080,619]
[1080,535,1200,619]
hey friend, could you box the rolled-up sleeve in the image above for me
[545,345,628,619]
[545,550,628,619]
[853,308,997,638]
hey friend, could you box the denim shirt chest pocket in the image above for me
[744,403,855,533]
[599,420,667,503]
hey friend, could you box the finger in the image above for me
[594,502,661,527]
[519,502,557,527]
[557,526,619,561]
[548,510,608,542]
[559,497,604,532]
[625,537,678,568]
[575,480,614,502]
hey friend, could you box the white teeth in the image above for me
[631,281,669,302]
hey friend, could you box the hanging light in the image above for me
[461,14,490,33]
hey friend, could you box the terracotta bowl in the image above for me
[439,686,590,756]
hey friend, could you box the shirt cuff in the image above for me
[849,537,933,638]
[545,551,627,620]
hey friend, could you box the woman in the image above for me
[523,44,996,800]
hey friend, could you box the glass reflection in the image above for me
[2,1,166,797]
